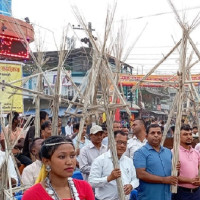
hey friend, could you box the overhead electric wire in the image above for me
[115,5,200,22]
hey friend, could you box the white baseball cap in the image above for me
[90,125,103,134]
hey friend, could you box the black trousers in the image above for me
[172,187,200,200]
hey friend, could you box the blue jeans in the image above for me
[172,187,200,200]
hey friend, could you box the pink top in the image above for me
[22,179,95,200]
[178,145,200,188]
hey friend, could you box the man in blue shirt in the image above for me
[133,123,178,200]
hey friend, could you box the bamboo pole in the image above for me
[51,62,61,136]
[72,6,128,198]
[6,91,53,99]
[100,67,126,200]
[187,73,200,143]
[52,35,67,136]
[8,66,58,85]
[0,80,83,106]
[75,57,103,149]
[104,63,133,113]
[185,80,200,84]
[188,74,200,103]
[131,40,181,93]
[62,70,84,99]
[186,60,199,70]
[71,9,115,148]
[65,72,89,115]
[139,80,179,84]
[2,113,13,199]
[187,34,200,62]
[35,73,42,137]
[161,93,178,146]
[171,29,187,194]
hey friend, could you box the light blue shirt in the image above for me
[72,136,90,164]
[102,136,108,146]
[133,142,172,200]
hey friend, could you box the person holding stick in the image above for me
[172,124,200,200]
[89,130,139,200]
[134,124,178,200]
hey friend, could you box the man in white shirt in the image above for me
[65,121,73,137]
[72,123,90,168]
[89,130,139,200]
[192,126,199,139]
[21,138,43,186]
[79,125,107,181]
[0,150,18,186]
[195,142,200,153]
[125,118,147,159]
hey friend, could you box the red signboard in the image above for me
[0,34,29,59]
[119,74,200,87]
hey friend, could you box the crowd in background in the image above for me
[0,111,200,200]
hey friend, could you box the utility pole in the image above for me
[72,22,96,47]
[73,22,99,124]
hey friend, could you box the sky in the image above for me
[11,0,200,74]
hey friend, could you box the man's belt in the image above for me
[178,186,199,193]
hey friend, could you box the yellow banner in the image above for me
[0,62,23,113]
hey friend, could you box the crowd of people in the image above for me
[0,111,200,200]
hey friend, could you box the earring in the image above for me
[45,165,51,172]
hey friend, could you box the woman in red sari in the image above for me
[22,136,94,200]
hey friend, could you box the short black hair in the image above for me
[171,125,175,133]
[181,119,185,123]
[133,118,146,129]
[29,137,42,152]
[147,124,161,134]
[181,124,191,131]
[193,126,198,129]
[40,136,74,159]
[102,126,107,131]
[114,130,127,138]
[49,117,52,122]
[73,123,80,130]
[160,120,165,125]
[7,111,19,124]
[102,123,107,131]
[41,121,51,130]
[40,111,48,122]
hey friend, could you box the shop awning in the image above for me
[151,110,167,115]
